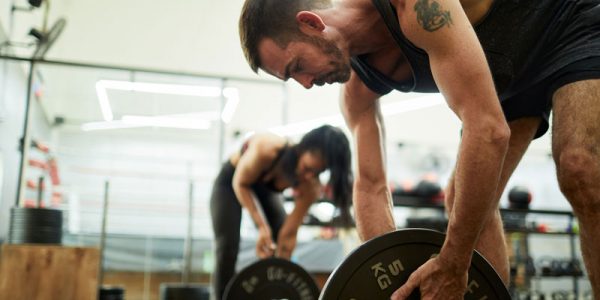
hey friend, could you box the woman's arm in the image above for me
[276,177,321,259]
[232,137,278,257]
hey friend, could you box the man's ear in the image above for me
[296,11,326,33]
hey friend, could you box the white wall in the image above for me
[3,0,258,78]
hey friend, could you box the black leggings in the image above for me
[209,161,286,300]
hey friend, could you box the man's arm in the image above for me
[396,0,510,276]
[341,72,396,242]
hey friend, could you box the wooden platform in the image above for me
[0,244,100,300]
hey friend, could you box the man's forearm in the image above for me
[353,181,396,241]
[441,126,509,269]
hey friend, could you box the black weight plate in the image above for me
[10,216,63,225]
[160,283,210,300]
[224,257,320,300]
[11,207,63,217]
[9,207,63,244]
[320,229,510,300]
[10,208,63,226]
[99,285,125,300]
[9,226,62,232]
[8,232,61,240]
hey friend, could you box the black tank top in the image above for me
[351,0,600,100]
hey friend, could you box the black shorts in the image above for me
[501,56,600,138]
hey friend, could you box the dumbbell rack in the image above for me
[389,196,586,299]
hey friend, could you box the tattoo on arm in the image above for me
[414,0,453,32]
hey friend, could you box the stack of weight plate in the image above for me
[160,283,210,300]
[99,285,125,300]
[8,207,63,244]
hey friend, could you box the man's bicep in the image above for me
[341,72,381,129]
[399,0,500,118]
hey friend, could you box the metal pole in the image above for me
[142,236,153,300]
[0,54,282,86]
[36,176,44,208]
[182,181,194,283]
[98,180,110,286]
[15,60,36,206]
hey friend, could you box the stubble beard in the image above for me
[309,36,352,85]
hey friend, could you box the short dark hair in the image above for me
[297,125,354,226]
[239,0,332,73]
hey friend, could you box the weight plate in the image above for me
[224,257,320,300]
[320,229,510,300]
[160,283,210,300]
[8,207,63,244]
[99,285,125,300]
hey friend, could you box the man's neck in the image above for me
[319,0,395,56]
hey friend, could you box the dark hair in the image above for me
[294,125,353,226]
[239,0,332,73]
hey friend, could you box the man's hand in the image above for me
[256,226,275,258]
[276,229,297,259]
[391,256,468,300]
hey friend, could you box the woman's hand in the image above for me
[256,226,276,258]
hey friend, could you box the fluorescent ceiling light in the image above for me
[122,115,210,130]
[81,114,211,131]
[95,81,114,121]
[96,79,224,122]
[221,87,239,124]
[91,80,240,131]
[97,80,222,97]
[268,94,445,136]
[81,120,142,131]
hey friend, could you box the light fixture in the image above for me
[81,120,141,131]
[85,80,240,131]
[221,87,239,124]
[121,115,211,130]
[95,81,114,121]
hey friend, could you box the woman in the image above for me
[210,124,353,299]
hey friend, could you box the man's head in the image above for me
[239,0,352,88]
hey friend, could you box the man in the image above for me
[238,0,600,298]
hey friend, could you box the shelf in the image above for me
[392,196,575,216]
[504,229,577,236]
